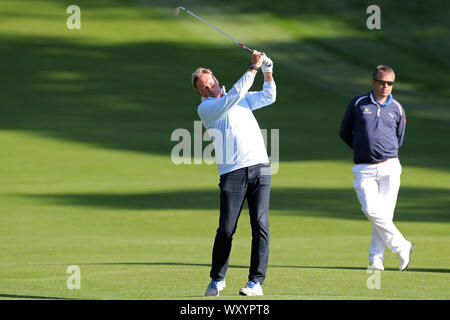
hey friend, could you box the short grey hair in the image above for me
[191,67,213,92]
[372,65,395,80]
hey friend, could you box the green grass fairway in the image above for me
[0,0,449,300]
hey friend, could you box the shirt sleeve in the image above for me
[197,71,256,124]
[339,100,355,149]
[397,105,407,147]
[244,81,277,111]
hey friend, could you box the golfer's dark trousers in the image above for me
[210,163,271,284]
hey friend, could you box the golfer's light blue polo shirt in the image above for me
[197,71,276,175]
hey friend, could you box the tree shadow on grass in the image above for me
[1,33,449,169]
[20,187,450,222]
[0,293,73,300]
[80,261,450,274]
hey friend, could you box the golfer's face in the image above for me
[197,73,221,98]
[371,72,395,98]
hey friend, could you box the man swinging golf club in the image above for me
[192,51,276,296]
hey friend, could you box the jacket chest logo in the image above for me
[362,107,372,114]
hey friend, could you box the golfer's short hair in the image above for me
[372,65,395,80]
[192,67,213,91]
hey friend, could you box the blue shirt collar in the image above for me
[370,92,392,107]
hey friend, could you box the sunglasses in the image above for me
[374,79,394,86]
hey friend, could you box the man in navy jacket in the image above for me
[340,65,414,271]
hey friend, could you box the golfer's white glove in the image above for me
[261,55,273,73]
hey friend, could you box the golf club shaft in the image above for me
[178,7,253,53]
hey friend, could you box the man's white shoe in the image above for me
[204,279,226,296]
[368,258,384,271]
[239,281,263,296]
[398,241,414,271]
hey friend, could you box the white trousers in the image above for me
[352,158,408,262]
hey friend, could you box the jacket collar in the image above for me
[370,91,392,107]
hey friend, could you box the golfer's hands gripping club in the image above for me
[252,50,264,70]
[261,54,273,73]
[250,50,274,81]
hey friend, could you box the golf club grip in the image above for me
[238,43,252,53]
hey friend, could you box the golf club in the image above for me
[173,6,253,53]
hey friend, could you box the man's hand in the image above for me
[252,50,264,69]
[261,54,273,73]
